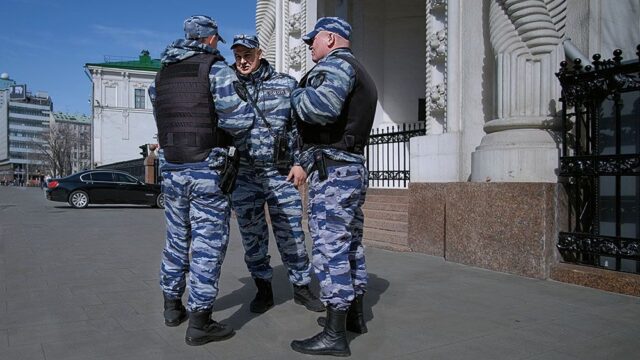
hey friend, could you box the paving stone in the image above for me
[1,187,638,360]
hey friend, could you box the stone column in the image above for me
[470,0,567,182]
[410,0,460,182]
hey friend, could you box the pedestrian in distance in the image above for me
[149,14,245,346]
[288,17,378,357]
[228,34,324,314]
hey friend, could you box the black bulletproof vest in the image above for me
[298,54,378,155]
[154,53,231,163]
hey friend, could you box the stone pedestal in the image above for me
[144,144,157,184]
[551,263,640,297]
[408,182,566,279]
[410,133,461,182]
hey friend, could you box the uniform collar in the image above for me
[319,47,353,63]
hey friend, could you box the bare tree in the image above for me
[33,122,78,177]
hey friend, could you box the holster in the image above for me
[313,152,328,181]
[219,147,240,194]
[310,153,352,182]
[274,131,292,176]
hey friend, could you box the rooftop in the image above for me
[85,50,161,72]
[52,112,91,124]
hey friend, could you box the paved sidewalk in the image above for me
[0,186,638,360]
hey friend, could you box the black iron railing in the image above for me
[365,122,426,188]
[97,122,427,189]
[556,45,640,274]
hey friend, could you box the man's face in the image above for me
[233,46,262,75]
[309,31,331,63]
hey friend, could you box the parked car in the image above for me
[46,169,164,209]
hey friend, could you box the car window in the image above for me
[115,173,138,183]
[91,172,114,182]
[80,174,91,182]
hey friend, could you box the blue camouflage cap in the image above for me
[184,15,226,43]
[302,17,352,44]
[231,34,260,49]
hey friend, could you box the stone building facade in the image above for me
[258,0,640,295]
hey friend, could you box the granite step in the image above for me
[364,217,408,233]
[362,201,409,213]
[363,208,408,222]
[363,228,408,247]
[365,194,409,205]
[363,238,411,252]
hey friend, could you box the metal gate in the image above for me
[556,46,640,274]
[365,122,426,188]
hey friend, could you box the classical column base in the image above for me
[471,128,560,183]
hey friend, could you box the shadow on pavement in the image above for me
[213,264,390,334]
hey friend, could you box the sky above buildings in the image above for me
[0,0,257,115]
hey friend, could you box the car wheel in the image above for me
[69,190,89,208]
[154,193,165,209]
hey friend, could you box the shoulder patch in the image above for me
[309,72,325,88]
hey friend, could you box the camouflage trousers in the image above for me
[307,163,368,310]
[231,166,312,285]
[159,168,231,312]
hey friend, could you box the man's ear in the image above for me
[256,49,263,59]
[326,32,336,47]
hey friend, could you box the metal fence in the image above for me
[365,122,426,188]
[96,122,427,189]
[556,46,640,274]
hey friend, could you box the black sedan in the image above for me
[46,169,164,209]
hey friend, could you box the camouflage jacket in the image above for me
[290,48,365,173]
[230,59,300,167]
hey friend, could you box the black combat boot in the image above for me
[317,294,368,333]
[345,294,367,333]
[163,295,187,327]
[290,306,351,357]
[250,278,274,313]
[185,310,234,346]
[293,284,325,312]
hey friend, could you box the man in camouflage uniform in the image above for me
[289,17,378,357]
[229,35,324,314]
[149,15,245,346]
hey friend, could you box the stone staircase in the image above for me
[363,188,411,252]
